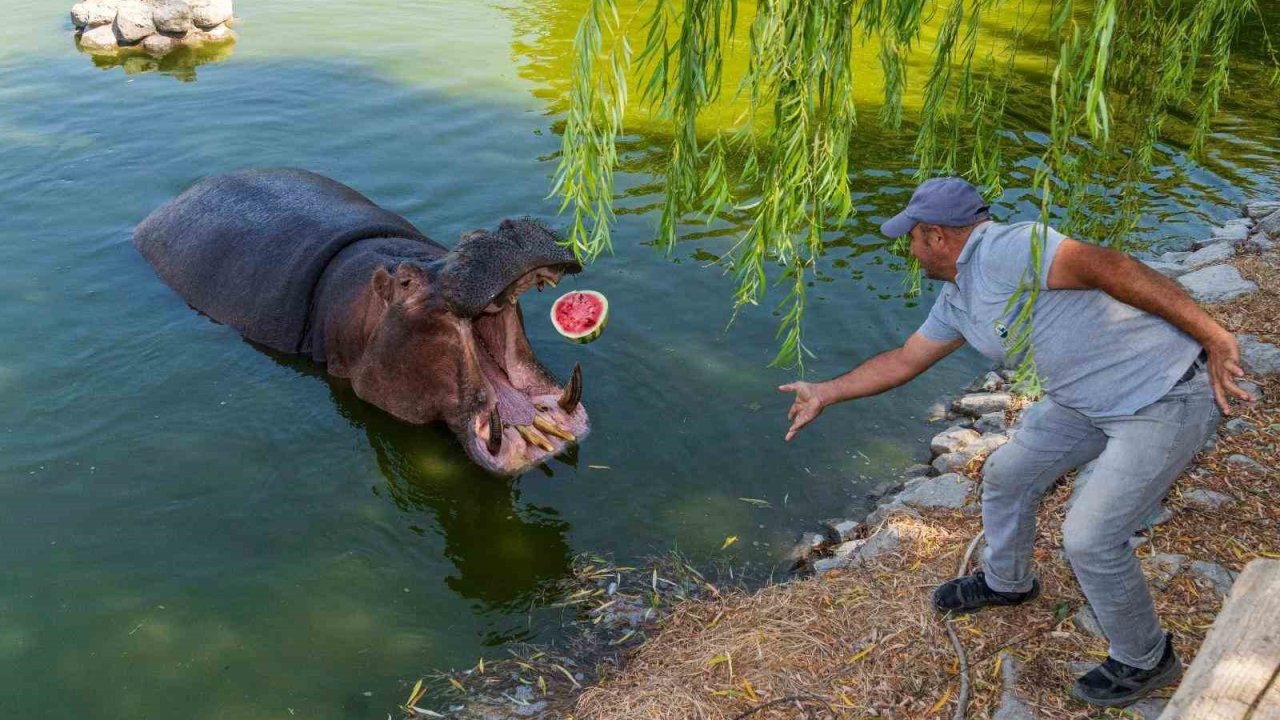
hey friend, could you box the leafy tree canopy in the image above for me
[552,0,1279,373]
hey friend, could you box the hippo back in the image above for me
[134,168,438,354]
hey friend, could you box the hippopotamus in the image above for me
[133,168,588,476]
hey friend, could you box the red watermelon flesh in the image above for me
[551,290,608,343]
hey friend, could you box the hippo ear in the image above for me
[372,266,395,306]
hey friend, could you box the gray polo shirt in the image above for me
[919,221,1202,417]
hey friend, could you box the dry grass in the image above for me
[568,256,1280,720]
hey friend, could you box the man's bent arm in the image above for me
[1047,239,1252,412]
[819,332,964,405]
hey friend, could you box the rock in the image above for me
[1238,334,1280,376]
[1130,698,1169,720]
[897,473,974,511]
[1243,200,1280,219]
[78,22,119,51]
[992,651,1036,720]
[930,426,981,456]
[931,451,969,475]
[1225,454,1269,475]
[1182,488,1237,510]
[1140,504,1174,529]
[862,498,916,527]
[1144,260,1192,278]
[820,520,860,543]
[854,526,901,562]
[141,32,175,55]
[1129,535,1150,550]
[953,392,1013,416]
[1258,208,1280,239]
[71,0,118,27]
[1249,233,1276,252]
[1160,250,1192,263]
[1238,379,1264,402]
[1073,604,1106,638]
[151,0,193,33]
[975,411,1008,433]
[1210,224,1251,243]
[1183,241,1236,268]
[1223,418,1256,436]
[196,21,234,42]
[114,0,156,43]
[789,531,826,564]
[967,433,1010,458]
[1144,552,1186,589]
[1189,560,1236,595]
[1178,265,1258,303]
[924,397,953,423]
[981,371,1005,392]
[190,0,233,28]
[813,527,902,574]
[901,463,934,479]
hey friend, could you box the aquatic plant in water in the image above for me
[552,0,1280,375]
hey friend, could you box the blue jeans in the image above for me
[979,365,1219,669]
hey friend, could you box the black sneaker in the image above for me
[932,571,1040,613]
[1073,634,1182,707]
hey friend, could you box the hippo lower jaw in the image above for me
[459,266,590,475]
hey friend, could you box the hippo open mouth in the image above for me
[465,264,590,475]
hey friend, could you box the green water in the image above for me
[0,1,1276,718]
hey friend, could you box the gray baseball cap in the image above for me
[880,177,990,238]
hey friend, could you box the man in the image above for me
[779,177,1253,706]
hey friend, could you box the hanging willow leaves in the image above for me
[552,0,1278,371]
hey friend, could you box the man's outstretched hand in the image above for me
[779,381,827,442]
[1205,332,1254,415]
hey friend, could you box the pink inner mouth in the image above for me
[467,267,589,473]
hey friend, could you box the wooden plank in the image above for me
[1248,668,1280,720]
[1159,559,1280,720]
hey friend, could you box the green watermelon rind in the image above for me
[551,290,609,344]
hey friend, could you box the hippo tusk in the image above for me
[516,424,555,453]
[533,415,576,443]
[486,406,503,455]
[558,363,582,414]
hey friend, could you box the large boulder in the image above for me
[190,0,232,28]
[1258,208,1280,239]
[71,0,118,27]
[78,22,119,52]
[953,392,1013,417]
[151,0,193,33]
[1178,265,1258,303]
[113,0,156,43]
[142,32,175,55]
[1183,240,1235,268]
[1238,334,1280,376]
[897,473,974,511]
[930,426,980,456]
[1243,200,1280,219]
[1143,260,1191,278]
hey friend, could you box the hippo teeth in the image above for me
[516,424,555,453]
[558,363,582,414]
[486,406,503,455]
[533,415,575,443]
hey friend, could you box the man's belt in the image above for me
[1176,349,1209,385]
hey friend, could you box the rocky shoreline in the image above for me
[70,0,236,58]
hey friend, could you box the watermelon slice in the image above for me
[551,290,609,343]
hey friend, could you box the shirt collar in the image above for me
[955,220,993,267]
